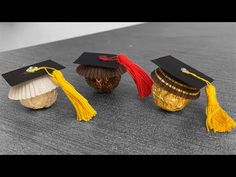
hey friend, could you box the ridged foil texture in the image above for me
[152,83,192,111]
[85,76,121,93]
[20,89,57,109]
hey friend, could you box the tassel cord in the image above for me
[26,66,97,121]
[181,68,236,133]
[99,54,154,98]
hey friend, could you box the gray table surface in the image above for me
[0,22,236,154]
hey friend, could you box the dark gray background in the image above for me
[0,23,236,154]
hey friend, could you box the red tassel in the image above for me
[99,54,154,98]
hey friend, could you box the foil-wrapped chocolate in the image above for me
[76,63,126,93]
[20,89,57,109]
[150,55,214,111]
[151,68,199,111]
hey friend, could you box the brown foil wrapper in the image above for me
[76,65,126,93]
[85,76,121,93]
[20,89,57,109]
[151,68,200,111]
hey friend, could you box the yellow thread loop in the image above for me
[26,66,55,77]
[181,68,211,85]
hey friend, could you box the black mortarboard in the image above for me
[73,52,118,69]
[2,60,65,87]
[151,55,214,90]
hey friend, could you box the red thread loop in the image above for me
[99,55,118,61]
[99,54,154,98]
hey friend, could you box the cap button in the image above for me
[26,66,38,73]
[181,67,188,72]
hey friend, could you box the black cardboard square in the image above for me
[2,60,65,86]
[151,55,214,89]
[73,52,118,69]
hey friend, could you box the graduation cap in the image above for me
[2,60,64,102]
[150,55,214,100]
[2,59,96,121]
[150,55,236,133]
[74,52,153,98]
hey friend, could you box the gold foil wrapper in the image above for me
[85,76,121,93]
[152,83,192,111]
[20,89,57,109]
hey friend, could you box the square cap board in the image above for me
[2,60,65,87]
[151,55,214,89]
[74,52,119,69]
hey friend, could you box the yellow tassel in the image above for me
[27,66,97,121]
[181,68,236,133]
